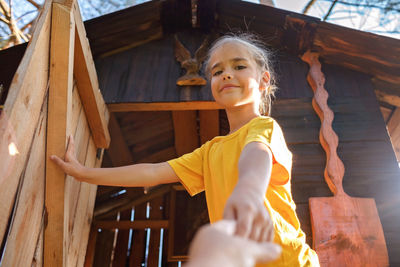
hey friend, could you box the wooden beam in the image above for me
[94,185,171,219]
[108,101,223,112]
[107,113,133,166]
[375,90,400,108]
[199,110,219,144]
[72,3,110,148]
[380,106,393,123]
[45,2,75,267]
[172,110,199,156]
[387,107,400,162]
[93,220,169,230]
[0,0,51,247]
[53,0,76,9]
[83,227,98,267]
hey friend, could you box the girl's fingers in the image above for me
[50,155,67,170]
[236,207,253,238]
[223,205,236,221]
[258,219,274,242]
[249,242,281,263]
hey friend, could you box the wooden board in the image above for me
[302,51,389,266]
[1,96,47,267]
[0,0,50,246]
[309,196,388,266]
[44,2,75,266]
[73,3,110,149]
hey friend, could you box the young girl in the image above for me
[52,34,319,266]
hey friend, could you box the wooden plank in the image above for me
[172,110,199,156]
[53,0,76,8]
[147,196,164,267]
[108,102,223,112]
[380,106,393,123]
[83,227,98,267]
[302,51,388,266]
[94,184,171,220]
[66,111,91,266]
[199,110,219,144]
[44,3,75,266]
[72,3,110,148]
[0,0,50,245]
[129,203,147,267]
[112,210,132,267]
[92,227,116,267]
[108,113,133,166]
[1,98,47,267]
[32,224,44,267]
[93,220,168,230]
[387,107,400,162]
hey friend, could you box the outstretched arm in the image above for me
[223,141,274,242]
[51,136,179,187]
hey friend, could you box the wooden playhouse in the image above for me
[1,0,400,266]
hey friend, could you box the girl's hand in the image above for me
[187,220,281,267]
[50,135,85,179]
[223,184,274,242]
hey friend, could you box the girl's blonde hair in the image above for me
[204,33,277,116]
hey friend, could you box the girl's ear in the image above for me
[259,71,271,91]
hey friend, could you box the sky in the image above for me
[246,0,400,39]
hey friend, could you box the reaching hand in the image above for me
[223,185,274,242]
[50,135,85,179]
[187,220,281,267]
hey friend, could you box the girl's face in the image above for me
[209,42,269,111]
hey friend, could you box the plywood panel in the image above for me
[1,97,47,267]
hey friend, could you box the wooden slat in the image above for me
[380,106,393,123]
[94,220,169,230]
[66,107,91,266]
[1,97,47,267]
[76,142,103,267]
[147,196,164,267]
[108,102,223,112]
[83,227,98,267]
[72,3,110,148]
[92,227,116,267]
[44,2,75,266]
[172,110,199,156]
[53,0,76,8]
[112,209,132,267]
[0,0,50,245]
[108,113,133,166]
[95,185,171,219]
[129,203,147,267]
[387,107,400,162]
[199,110,219,144]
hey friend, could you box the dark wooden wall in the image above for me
[271,56,400,265]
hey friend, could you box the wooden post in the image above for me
[73,3,110,148]
[199,110,219,144]
[172,111,199,156]
[44,1,75,266]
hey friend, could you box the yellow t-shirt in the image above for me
[168,116,319,266]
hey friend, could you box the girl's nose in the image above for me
[223,74,232,80]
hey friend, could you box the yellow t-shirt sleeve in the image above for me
[244,117,292,185]
[167,146,205,196]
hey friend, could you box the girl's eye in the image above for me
[213,70,222,76]
[235,65,246,70]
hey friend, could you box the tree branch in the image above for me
[302,0,318,14]
[323,0,338,20]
